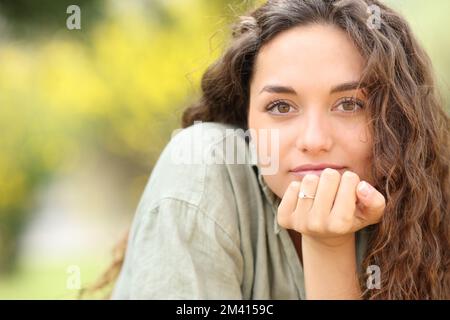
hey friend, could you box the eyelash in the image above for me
[265,100,295,114]
[265,98,365,115]
[336,98,365,113]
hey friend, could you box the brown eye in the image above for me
[266,100,294,115]
[334,98,365,113]
[276,103,290,113]
[342,101,357,111]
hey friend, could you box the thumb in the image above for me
[355,181,386,226]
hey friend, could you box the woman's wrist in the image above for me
[301,233,355,249]
[302,233,362,299]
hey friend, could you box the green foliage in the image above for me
[0,0,102,37]
[0,0,251,273]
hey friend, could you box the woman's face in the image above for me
[248,24,373,199]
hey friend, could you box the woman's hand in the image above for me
[277,168,386,248]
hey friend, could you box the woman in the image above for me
[95,0,449,299]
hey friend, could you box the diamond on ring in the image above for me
[298,191,315,199]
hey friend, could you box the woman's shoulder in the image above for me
[134,121,256,229]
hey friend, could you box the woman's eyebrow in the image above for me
[259,85,297,95]
[330,81,366,94]
[259,81,366,95]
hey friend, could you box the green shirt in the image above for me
[111,122,371,299]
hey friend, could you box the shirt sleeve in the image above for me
[125,197,244,299]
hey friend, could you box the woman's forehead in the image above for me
[251,24,365,93]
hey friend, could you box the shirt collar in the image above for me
[252,164,283,234]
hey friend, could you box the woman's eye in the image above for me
[266,101,295,115]
[334,99,364,113]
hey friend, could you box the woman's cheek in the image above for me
[251,127,285,176]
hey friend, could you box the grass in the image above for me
[0,255,113,300]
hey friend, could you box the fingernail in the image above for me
[358,181,372,197]
[291,181,300,189]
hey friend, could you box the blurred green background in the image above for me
[0,0,448,299]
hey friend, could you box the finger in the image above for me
[329,171,360,233]
[277,180,301,229]
[295,174,320,212]
[293,174,319,232]
[355,180,386,227]
[312,168,341,220]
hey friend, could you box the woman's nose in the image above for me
[295,110,333,154]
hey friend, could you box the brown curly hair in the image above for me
[90,0,450,299]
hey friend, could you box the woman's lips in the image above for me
[289,168,347,177]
